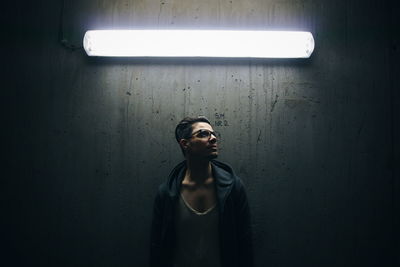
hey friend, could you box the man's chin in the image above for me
[207,153,218,160]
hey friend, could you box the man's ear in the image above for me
[179,139,189,151]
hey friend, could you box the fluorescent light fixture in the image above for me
[83,30,314,58]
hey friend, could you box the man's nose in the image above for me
[209,135,217,143]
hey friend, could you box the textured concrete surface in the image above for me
[4,0,398,266]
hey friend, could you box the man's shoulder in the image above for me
[231,175,247,194]
[156,160,186,196]
[156,182,170,197]
[211,160,247,194]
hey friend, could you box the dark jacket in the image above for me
[150,160,253,267]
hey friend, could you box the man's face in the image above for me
[182,122,219,160]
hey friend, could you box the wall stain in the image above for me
[271,94,279,113]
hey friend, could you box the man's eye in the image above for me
[198,131,209,137]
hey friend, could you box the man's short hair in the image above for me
[175,116,212,155]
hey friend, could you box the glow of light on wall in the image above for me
[83,30,314,58]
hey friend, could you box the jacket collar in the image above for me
[166,160,235,209]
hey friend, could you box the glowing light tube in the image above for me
[83,30,314,58]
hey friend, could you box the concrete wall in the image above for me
[390,1,400,266]
[4,0,398,266]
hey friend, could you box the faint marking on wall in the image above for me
[214,112,229,127]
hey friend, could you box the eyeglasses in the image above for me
[190,129,221,140]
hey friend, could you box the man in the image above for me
[150,116,253,267]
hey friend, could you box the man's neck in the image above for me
[184,157,213,185]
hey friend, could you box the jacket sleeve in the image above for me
[235,179,254,267]
[150,187,164,267]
